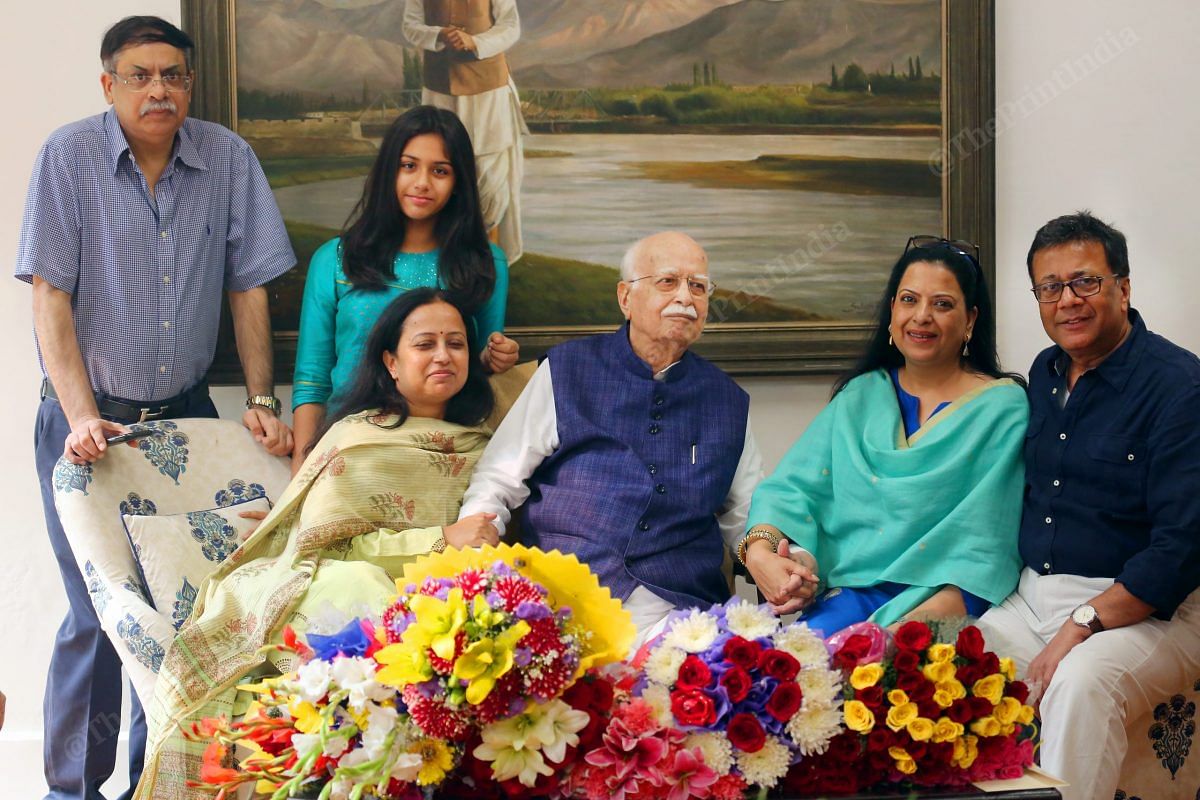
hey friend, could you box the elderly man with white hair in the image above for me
[459,231,804,643]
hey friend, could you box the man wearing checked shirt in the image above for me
[14,16,295,800]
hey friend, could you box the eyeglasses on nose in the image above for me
[1030,274,1125,303]
[109,71,193,93]
[627,273,715,297]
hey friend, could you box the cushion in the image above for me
[122,495,271,630]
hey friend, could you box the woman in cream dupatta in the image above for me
[136,289,506,798]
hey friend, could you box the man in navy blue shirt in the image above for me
[979,212,1200,800]
[14,16,295,800]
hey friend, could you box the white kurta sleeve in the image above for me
[718,419,765,553]
[472,0,521,60]
[402,0,445,51]
[458,359,559,534]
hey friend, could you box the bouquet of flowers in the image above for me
[188,545,635,800]
[783,620,1036,795]
[562,598,845,799]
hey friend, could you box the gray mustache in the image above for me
[140,98,177,116]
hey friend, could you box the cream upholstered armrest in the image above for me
[52,418,291,705]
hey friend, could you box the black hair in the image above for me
[339,106,495,312]
[1026,210,1130,279]
[309,288,494,450]
[833,242,1024,396]
[101,16,194,72]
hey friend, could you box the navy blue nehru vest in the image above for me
[520,326,749,609]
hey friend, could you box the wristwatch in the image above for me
[246,395,282,415]
[1070,603,1105,634]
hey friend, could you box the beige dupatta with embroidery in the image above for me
[134,412,489,799]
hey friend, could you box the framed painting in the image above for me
[184,0,994,383]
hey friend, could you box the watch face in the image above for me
[1072,605,1095,625]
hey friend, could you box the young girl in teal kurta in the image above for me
[292,106,516,470]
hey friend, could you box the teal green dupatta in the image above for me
[748,370,1029,627]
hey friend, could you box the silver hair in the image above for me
[619,239,644,282]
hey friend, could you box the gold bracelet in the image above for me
[431,535,447,554]
[737,528,782,567]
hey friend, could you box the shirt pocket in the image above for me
[1083,433,1148,516]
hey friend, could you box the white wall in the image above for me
[2,1,1197,796]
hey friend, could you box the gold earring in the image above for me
[888,334,894,347]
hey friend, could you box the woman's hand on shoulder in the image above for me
[480,333,520,374]
[444,512,500,549]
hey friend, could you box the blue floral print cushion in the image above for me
[121,495,271,629]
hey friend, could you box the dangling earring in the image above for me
[962,336,971,357]
[888,334,894,347]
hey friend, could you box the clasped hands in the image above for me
[438,26,478,55]
[744,537,821,615]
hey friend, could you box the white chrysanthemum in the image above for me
[641,683,675,727]
[330,656,392,712]
[292,659,332,704]
[725,599,780,640]
[644,645,687,685]
[360,702,400,760]
[797,666,842,708]
[786,701,845,756]
[772,624,831,668]
[735,735,792,788]
[663,610,720,653]
[685,732,734,775]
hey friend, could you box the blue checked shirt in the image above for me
[14,109,295,402]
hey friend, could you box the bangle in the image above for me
[431,536,447,554]
[737,528,782,567]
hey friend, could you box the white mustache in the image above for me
[140,98,177,117]
[662,303,698,319]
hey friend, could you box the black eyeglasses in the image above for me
[905,235,981,266]
[1030,274,1125,303]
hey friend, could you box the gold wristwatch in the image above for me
[246,395,282,415]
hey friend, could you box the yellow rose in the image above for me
[923,660,956,684]
[995,696,1022,725]
[1001,722,1016,736]
[940,679,967,701]
[887,689,910,706]
[888,746,911,761]
[886,701,919,732]
[843,700,877,733]
[972,674,1006,706]
[933,689,955,708]
[999,657,1017,681]
[850,663,885,690]
[932,717,964,743]
[928,643,956,663]
[895,757,917,775]
[953,735,979,769]
[970,715,1002,738]
[906,717,935,742]
[1018,704,1036,725]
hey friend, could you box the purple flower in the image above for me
[515,601,551,621]
[404,583,418,594]
[490,561,513,578]
[389,614,414,638]
[486,591,504,608]
[508,696,528,716]
[514,647,533,667]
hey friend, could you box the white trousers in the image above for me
[977,568,1200,800]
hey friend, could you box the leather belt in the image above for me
[40,378,210,424]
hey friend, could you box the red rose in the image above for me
[727,712,767,752]
[869,749,895,773]
[719,665,752,703]
[894,620,933,652]
[561,679,595,711]
[590,677,615,712]
[766,682,804,721]
[670,689,717,727]
[828,731,861,762]
[894,649,920,673]
[1005,680,1030,705]
[957,662,982,686]
[947,700,974,724]
[833,634,873,669]
[896,669,926,694]
[980,652,1001,676]
[955,625,986,661]
[968,696,995,718]
[908,741,928,761]
[724,636,763,670]
[866,727,893,752]
[759,648,801,681]
[676,655,713,690]
[859,685,885,711]
[929,741,954,765]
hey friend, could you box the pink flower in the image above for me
[585,717,667,784]
[662,747,719,800]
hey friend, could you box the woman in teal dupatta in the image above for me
[742,237,1029,632]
